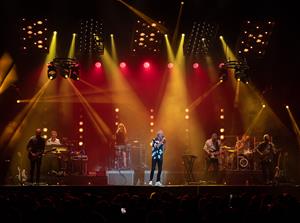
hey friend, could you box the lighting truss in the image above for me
[79,18,104,57]
[131,19,164,54]
[19,17,49,52]
[219,59,250,83]
[237,19,275,58]
[184,21,218,58]
[48,58,80,80]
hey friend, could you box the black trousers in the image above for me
[205,158,220,182]
[261,160,274,183]
[150,157,163,181]
[30,158,42,184]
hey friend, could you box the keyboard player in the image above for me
[46,130,61,147]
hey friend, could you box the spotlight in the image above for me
[95,62,102,68]
[167,63,174,69]
[47,62,57,80]
[193,63,199,69]
[218,63,228,81]
[120,62,127,68]
[143,62,150,69]
[70,65,80,80]
[286,105,289,109]
[61,68,69,79]
[234,67,249,83]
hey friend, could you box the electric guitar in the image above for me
[153,137,166,149]
[206,150,221,159]
[17,166,27,184]
[28,148,57,161]
[256,142,276,162]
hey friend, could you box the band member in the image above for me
[255,134,277,184]
[115,123,128,168]
[46,130,61,146]
[235,135,251,154]
[149,130,166,186]
[203,133,222,183]
[27,128,46,185]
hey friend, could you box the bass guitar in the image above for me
[28,148,57,161]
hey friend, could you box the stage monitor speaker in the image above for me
[106,170,134,185]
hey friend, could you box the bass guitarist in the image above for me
[203,133,222,183]
[27,128,46,185]
[255,134,277,184]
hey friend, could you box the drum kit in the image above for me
[112,139,146,170]
[221,145,256,170]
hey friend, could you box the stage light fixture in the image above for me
[70,66,80,80]
[219,59,250,83]
[47,58,80,80]
[47,62,57,80]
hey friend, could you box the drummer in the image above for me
[235,135,251,155]
[115,123,128,168]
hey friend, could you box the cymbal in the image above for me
[227,149,236,153]
[221,146,233,149]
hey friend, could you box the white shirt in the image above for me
[46,138,61,146]
[203,139,221,153]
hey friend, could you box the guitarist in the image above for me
[203,133,222,183]
[255,134,277,184]
[148,130,166,186]
[27,128,46,185]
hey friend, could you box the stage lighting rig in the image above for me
[218,58,250,83]
[47,58,80,80]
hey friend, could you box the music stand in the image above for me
[182,154,197,184]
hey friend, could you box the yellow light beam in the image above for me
[171,1,184,46]
[17,96,113,104]
[0,80,51,147]
[67,79,112,142]
[234,79,241,108]
[0,65,18,95]
[0,53,13,84]
[38,31,57,85]
[244,107,264,135]
[188,81,222,111]
[286,107,300,139]
[156,34,191,170]
[0,53,18,95]
[205,55,218,83]
[117,0,168,34]
[100,48,149,142]
[110,34,118,63]
[68,33,76,59]
[164,34,175,62]
[219,36,237,85]
[219,35,237,61]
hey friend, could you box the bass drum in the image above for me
[238,155,249,169]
